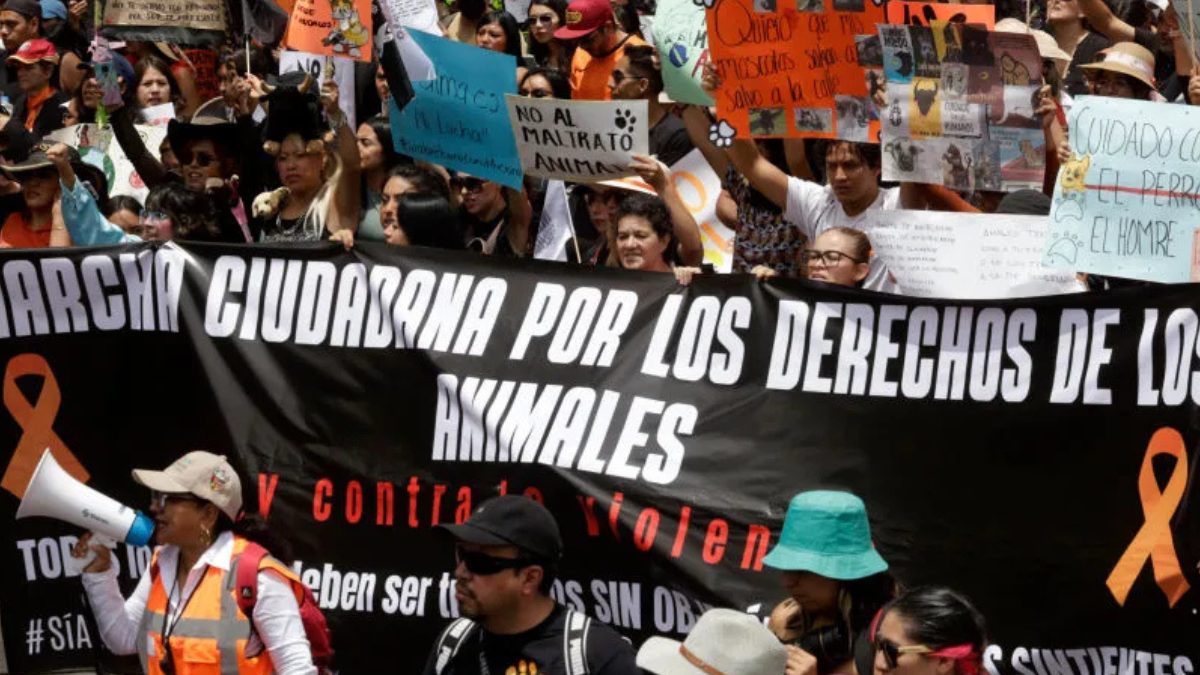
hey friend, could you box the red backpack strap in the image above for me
[235,542,269,619]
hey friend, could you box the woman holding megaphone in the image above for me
[71,451,318,675]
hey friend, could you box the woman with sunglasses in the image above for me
[871,587,987,675]
[71,451,316,675]
[762,491,895,675]
[752,227,875,288]
[527,0,574,72]
[519,67,572,100]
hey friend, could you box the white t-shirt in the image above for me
[784,177,902,293]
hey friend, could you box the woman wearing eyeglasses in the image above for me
[752,227,876,288]
[71,451,317,675]
[527,0,574,72]
[870,587,987,675]
[519,67,572,100]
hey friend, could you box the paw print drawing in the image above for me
[615,109,637,133]
[1045,231,1083,265]
[505,661,539,675]
[709,119,736,148]
[692,0,717,7]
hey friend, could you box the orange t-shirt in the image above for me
[0,212,51,248]
[569,34,647,101]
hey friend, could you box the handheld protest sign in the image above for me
[286,0,374,61]
[102,0,225,45]
[1045,97,1200,283]
[506,96,649,182]
[705,0,884,141]
[391,32,523,188]
[654,0,715,106]
[884,1,995,28]
[879,26,1044,193]
[279,52,357,128]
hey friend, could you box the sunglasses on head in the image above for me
[455,544,533,575]
[874,637,933,669]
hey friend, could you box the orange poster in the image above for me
[285,0,374,62]
[885,2,995,28]
[706,0,884,141]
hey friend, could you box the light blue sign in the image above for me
[1045,96,1200,283]
[390,31,523,188]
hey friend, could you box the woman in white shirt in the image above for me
[71,451,316,675]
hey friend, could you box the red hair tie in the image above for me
[928,645,981,675]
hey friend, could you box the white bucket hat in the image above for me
[637,609,787,675]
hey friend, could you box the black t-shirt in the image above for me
[1063,31,1112,97]
[649,112,694,167]
[422,606,639,675]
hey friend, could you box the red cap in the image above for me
[554,0,614,39]
[7,39,58,66]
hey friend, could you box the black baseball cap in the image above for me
[439,495,563,561]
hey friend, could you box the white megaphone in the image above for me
[16,450,155,547]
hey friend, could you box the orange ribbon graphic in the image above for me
[1,354,88,498]
[1106,427,1191,607]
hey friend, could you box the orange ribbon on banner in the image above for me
[1,354,88,498]
[1105,427,1191,607]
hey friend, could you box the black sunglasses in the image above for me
[520,88,554,98]
[452,177,487,193]
[875,637,933,669]
[180,151,219,167]
[531,12,557,24]
[455,545,533,576]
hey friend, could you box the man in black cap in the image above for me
[0,0,43,98]
[423,495,638,675]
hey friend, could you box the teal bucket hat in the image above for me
[762,491,889,580]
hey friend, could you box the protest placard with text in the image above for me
[391,33,522,188]
[279,51,357,130]
[862,210,1083,297]
[654,0,715,106]
[286,0,374,61]
[1045,97,1200,283]
[102,0,225,45]
[382,0,443,33]
[507,96,648,182]
[706,0,883,141]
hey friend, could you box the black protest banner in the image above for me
[0,242,1197,674]
[101,0,226,46]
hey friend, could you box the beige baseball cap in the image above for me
[132,451,243,521]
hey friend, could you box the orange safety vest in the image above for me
[137,535,305,675]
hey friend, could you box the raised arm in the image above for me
[726,139,790,210]
[322,80,362,234]
[1077,0,1134,43]
[630,154,703,265]
[681,105,729,176]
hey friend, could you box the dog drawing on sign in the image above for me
[1019,139,1044,168]
[1060,153,1091,197]
[942,144,970,188]
[885,139,922,173]
[323,0,370,58]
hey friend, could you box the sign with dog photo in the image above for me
[879,23,1045,192]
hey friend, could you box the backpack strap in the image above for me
[234,542,270,620]
[433,618,478,675]
[563,608,592,675]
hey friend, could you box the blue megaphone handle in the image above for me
[125,512,154,547]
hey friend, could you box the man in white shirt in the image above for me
[727,139,913,292]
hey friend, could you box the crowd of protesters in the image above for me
[73,453,990,675]
[0,0,1181,292]
[19,0,1184,672]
